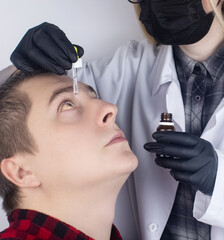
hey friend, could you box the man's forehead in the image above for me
[18,73,95,98]
[17,73,71,92]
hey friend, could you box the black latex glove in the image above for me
[144,131,218,195]
[10,22,84,75]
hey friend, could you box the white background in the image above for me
[0,0,146,231]
[0,0,146,70]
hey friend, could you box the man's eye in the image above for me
[61,101,76,112]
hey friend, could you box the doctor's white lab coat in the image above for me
[78,39,224,240]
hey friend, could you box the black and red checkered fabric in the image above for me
[0,209,122,240]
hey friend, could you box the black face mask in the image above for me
[138,0,214,45]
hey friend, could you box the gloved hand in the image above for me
[10,22,84,75]
[144,131,218,195]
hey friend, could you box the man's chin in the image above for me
[120,150,138,174]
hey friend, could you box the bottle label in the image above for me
[159,122,174,126]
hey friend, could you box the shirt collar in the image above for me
[8,209,122,240]
[173,42,224,83]
[203,42,224,82]
[173,45,197,82]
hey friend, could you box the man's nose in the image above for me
[97,102,118,127]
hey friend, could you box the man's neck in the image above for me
[21,178,125,240]
[179,17,224,62]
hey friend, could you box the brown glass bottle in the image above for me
[157,113,175,132]
[156,113,175,157]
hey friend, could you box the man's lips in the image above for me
[105,131,127,147]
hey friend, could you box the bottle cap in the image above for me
[161,113,172,121]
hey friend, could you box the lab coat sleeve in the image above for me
[193,149,224,228]
[78,39,154,106]
[0,65,17,85]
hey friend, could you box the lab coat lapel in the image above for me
[166,77,185,132]
[150,45,174,96]
[150,45,185,132]
[202,98,224,149]
[131,45,185,236]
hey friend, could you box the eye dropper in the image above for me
[72,46,83,95]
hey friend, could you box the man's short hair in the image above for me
[0,70,45,215]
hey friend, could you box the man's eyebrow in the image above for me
[48,84,97,106]
[48,86,73,106]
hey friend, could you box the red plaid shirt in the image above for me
[0,209,122,240]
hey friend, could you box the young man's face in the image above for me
[18,74,138,193]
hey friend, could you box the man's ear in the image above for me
[0,156,41,188]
